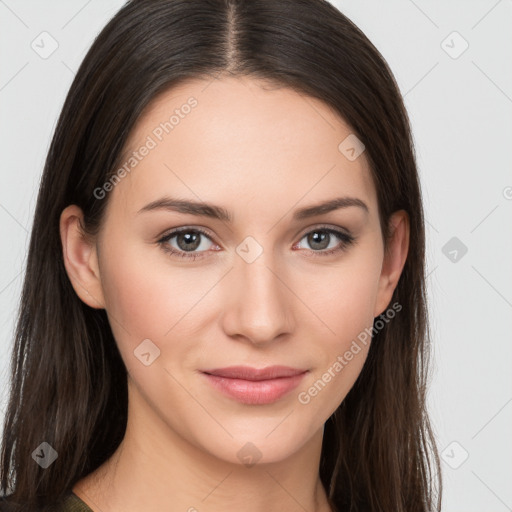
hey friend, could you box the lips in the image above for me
[200,365,309,405]
[201,365,307,380]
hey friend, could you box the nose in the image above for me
[220,251,295,346]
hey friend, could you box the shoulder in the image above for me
[0,492,92,512]
[52,492,93,512]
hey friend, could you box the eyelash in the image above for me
[157,225,355,261]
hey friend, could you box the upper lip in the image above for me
[201,365,308,381]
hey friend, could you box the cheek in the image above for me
[296,249,382,408]
[97,236,178,351]
[304,252,383,341]
[99,232,178,319]
[97,238,224,366]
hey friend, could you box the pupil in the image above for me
[309,231,329,250]
[178,232,200,251]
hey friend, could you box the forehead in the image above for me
[109,75,377,221]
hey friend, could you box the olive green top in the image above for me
[55,492,94,511]
[0,492,93,511]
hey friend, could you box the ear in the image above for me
[59,205,105,309]
[373,210,410,317]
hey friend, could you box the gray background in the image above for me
[0,1,511,510]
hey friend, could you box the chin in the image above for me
[193,422,319,467]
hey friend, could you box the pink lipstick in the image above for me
[200,365,308,405]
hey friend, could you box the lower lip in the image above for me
[201,372,308,405]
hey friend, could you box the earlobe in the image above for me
[59,205,105,309]
[373,210,410,317]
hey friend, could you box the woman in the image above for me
[0,0,442,510]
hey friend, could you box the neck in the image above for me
[73,379,334,512]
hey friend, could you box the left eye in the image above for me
[294,228,354,254]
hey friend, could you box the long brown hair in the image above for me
[0,1,442,510]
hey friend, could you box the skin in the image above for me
[60,75,409,512]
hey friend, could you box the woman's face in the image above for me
[62,75,407,465]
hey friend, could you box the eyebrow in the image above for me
[137,195,369,221]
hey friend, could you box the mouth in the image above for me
[200,365,309,405]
